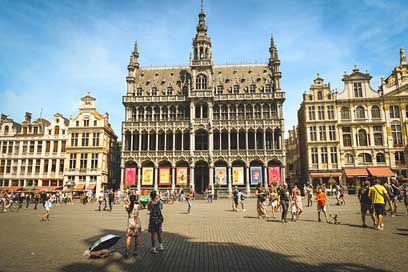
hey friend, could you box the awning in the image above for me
[310,172,342,178]
[74,184,85,191]
[35,186,62,192]
[86,184,96,190]
[344,168,369,177]
[367,167,395,177]
[2,186,22,192]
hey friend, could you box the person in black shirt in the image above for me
[108,190,114,212]
[358,181,376,228]
[279,183,290,223]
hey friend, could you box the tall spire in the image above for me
[201,0,204,12]
[268,34,281,91]
[133,40,139,57]
[191,0,212,66]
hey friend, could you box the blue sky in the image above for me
[0,0,407,137]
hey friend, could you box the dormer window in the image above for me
[249,84,256,93]
[136,87,143,96]
[76,121,79,127]
[166,87,173,96]
[317,91,323,100]
[4,125,9,135]
[353,82,363,97]
[151,87,158,96]
[233,85,239,94]
[216,85,223,95]
[196,74,207,90]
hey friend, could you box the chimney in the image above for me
[24,112,32,123]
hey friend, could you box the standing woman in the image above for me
[185,186,193,214]
[279,183,290,223]
[148,191,164,253]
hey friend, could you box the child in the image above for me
[316,187,329,223]
[295,190,303,221]
[125,201,141,258]
[291,199,297,221]
[148,191,164,253]
[41,197,52,222]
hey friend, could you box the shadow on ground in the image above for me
[60,229,388,272]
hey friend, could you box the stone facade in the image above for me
[285,126,301,185]
[297,49,408,186]
[0,94,119,196]
[121,6,286,194]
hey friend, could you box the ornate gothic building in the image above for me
[121,6,286,194]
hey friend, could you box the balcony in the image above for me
[122,95,187,104]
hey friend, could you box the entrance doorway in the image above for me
[194,161,209,194]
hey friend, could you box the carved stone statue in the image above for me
[400,48,406,64]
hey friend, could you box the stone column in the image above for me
[171,166,176,192]
[272,129,275,149]
[264,166,268,189]
[190,130,195,156]
[120,165,125,193]
[263,130,266,151]
[147,133,150,151]
[190,165,195,192]
[281,166,286,185]
[138,134,141,151]
[131,132,134,151]
[137,166,141,192]
[245,130,248,150]
[246,165,250,194]
[209,164,214,191]
[154,166,158,191]
[181,133,184,151]
[228,165,232,195]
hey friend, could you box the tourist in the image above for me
[369,179,390,231]
[232,186,239,211]
[294,190,303,221]
[358,181,376,228]
[306,185,313,207]
[108,190,114,212]
[238,189,246,212]
[403,183,408,216]
[335,184,341,205]
[185,186,193,214]
[124,199,141,258]
[67,192,73,205]
[279,183,290,223]
[339,185,346,205]
[255,183,267,219]
[41,197,52,222]
[33,191,40,209]
[148,191,164,254]
[25,192,31,208]
[207,186,213,203]
[290,198,297,221]
[98,192,104,211]
[269,186,279,218]
[316,186,329,223]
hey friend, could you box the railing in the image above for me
[123,95,187,104]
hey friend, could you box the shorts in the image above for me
[127,227,141,237]
[360,203,373,214]
[271,200,278,208]
[373,203,385,216]
[317,205,326,212]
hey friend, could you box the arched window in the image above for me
[358,153,372,164]
[356,106,365,119]
[161,107,168,121]
[376,153,385,163]
[246,105,253,119]
[254,104,262,119]
[131,107,137,121]
[263,104,270,119]
[271,103,277,118]
[341,107,350,120]
[54,126,60,135]
[196,74,207,90]
[358,129,368,146]
[4,126,9,135]
[238,104,245,119]
[177,106,184,120]
[154,107,160,121]
[345,153,354,164]
[169,106,176,121]
[221,105,228,120]
[371,105,381,119]
[146,107,153,121]
[138,106,144,120]
[213,105,220,120]
[195,129,208,150]
[229,105,236,119]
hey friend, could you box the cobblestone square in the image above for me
[0,196,407,272]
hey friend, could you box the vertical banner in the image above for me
[232,167,244,185]
[159,167,171,186]
[125,167,136,186]
[214,167,227,185]
[268,166,281,185]
[250,166,263,185]
[142,167,154,186]
[176,167,188,186]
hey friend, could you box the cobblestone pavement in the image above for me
[0,196,407,272]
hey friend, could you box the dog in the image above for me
[329,213,340,224]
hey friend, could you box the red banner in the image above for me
[268,166,280,185]
[125,167,136,186]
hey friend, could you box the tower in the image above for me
[269,35,282,91]
[127,41,140,95]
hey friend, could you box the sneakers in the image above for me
[159,244,164,252]
[150,247,157,254]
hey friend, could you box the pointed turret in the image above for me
[129,40,140,69]
[191,0,212,67]
[268,34,281,91]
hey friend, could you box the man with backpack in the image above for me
[232,186,239,211]
[369,179,390,231]
[358,181,376,228]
